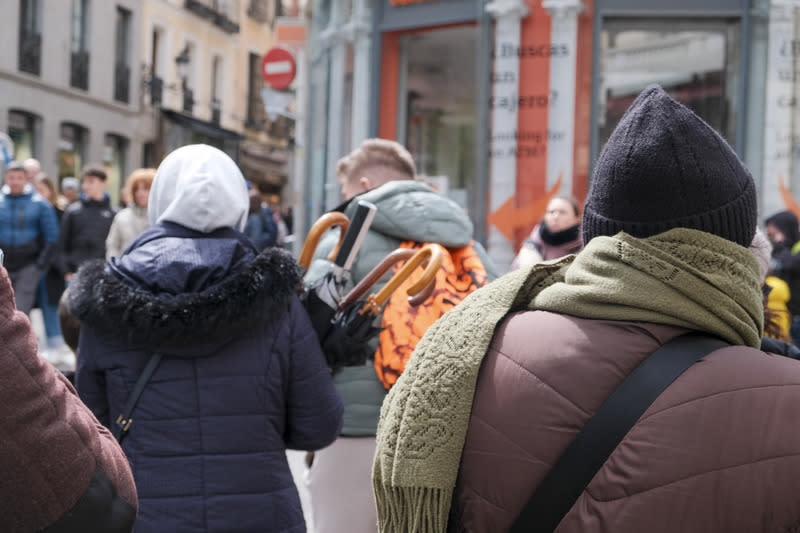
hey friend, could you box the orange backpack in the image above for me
[373,240,490,389]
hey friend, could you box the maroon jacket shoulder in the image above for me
[0,267,137,532]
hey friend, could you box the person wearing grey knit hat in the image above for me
[373,85,800,533]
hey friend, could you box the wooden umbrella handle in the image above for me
[362,244,445,315]
[297,212,350,269]
[339,249,416,309]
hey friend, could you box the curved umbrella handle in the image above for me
[361,244,445,316]
[339,248,416,309]
[297,212,350,269]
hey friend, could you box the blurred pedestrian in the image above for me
[105,168,155,259]
[374,86,800,532]
[0,162,59,314]
[70,144,343,533]
[59,165,117,281]
[61,176,80,206]
[305,138,498,533]
[0,262,137,532]
[764,210,800,345]
[750,228,799,357]
[243,193,278,251]
[33,173,68,353]
[22,157,41,182]
[510,195,583,270]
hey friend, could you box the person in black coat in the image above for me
[59,165,117,282]
[765,210,800,344]
[70,144,343,533]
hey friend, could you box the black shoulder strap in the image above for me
[510,332,728,533]
[115,353,163,444]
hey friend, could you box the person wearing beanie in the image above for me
[764,210,800,344]
[69,145,343,532]
[372,85,800,533]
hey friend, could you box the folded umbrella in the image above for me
[300,201,377,343]
[322,244,444,369]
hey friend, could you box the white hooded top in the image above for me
[148,144,249,233]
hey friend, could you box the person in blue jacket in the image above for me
[69,144,343,533]
[0,161,59,314]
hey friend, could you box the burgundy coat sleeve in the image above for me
[0,266,137,531]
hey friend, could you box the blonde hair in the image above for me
[124,168,156,207]
[336,138,416,186]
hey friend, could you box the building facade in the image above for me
[2,0,295,205]
[305,0,781,269]
[140,0,294,192]
[0,0,147,204]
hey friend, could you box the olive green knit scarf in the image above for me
[372,228,763,533]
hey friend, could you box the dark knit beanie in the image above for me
[583,85,757,248]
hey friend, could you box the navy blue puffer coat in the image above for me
[71,222,343,533]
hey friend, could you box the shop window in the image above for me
[70,0,90,90]
[7,110,40,162]
[398,25,478,210]
[104,134,127,205]
[18,0,41,76]
[114,6,131,103]
[58,123,87,186]
[598,18,741,150]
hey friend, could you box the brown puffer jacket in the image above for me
[450,310,800,533]
[0,266,137,532]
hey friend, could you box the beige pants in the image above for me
[306,437,378,533]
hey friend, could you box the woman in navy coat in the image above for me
[70,144,343,532]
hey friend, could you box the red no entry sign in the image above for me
[261,47,296,90]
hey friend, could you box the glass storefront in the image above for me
[597,18,741,150]
[397,24,478,211]
[7,110,39,163]
[58,122,86,188]
[104,133,127,205]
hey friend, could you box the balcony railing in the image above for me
[18,29,41,75]
[70,51,89,90]
[114,62,130,103]
[185,0,240,33]
[211,99,221,124]
[183,87,195,114]
[143,74,164,105]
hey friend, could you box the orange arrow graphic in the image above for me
[487,173,563,243]
[779,174,800,222]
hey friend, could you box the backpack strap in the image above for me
[115,352,163,444]
[510,332,728,533]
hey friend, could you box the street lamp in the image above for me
[175,45,194,114]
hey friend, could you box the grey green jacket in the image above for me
[305,180,498,436]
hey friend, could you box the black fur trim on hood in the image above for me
[68,247,303,351]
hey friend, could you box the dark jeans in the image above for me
[8,263,40,315]
[41,469,136,533]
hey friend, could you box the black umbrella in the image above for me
[320,244,444,369]
[300,200,377,344]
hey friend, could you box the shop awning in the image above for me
[161,109,244,141]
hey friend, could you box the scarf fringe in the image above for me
[374,483,451,533]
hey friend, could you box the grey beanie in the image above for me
[582,85,757,248]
